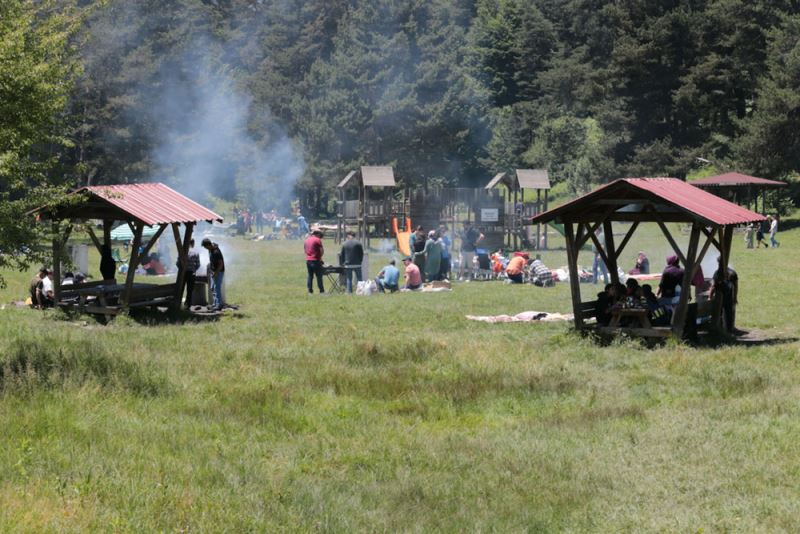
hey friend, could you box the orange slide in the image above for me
[392,217,412,257]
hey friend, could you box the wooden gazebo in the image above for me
[531,178,766,338]
[36,183,222,316]
[485,169,550,249]
[691,172,786,214]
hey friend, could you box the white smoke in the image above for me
[150,40,304,212]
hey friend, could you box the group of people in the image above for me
[175,237,226,311]
[232,206,310,239]
[303,229,424,294]
[595,253,739,336]
[303,223,556,294]
[408,225,454,282]
[745,214,780,249]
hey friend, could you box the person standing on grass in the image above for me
[409,226,426,272]
[591,228,608,284]
[179,239,201,309]
[201,238,225,311]
[421,230,442,282]
[340,231,364,293]
[770,214,780,248]
[710,259,739,334]
[438,225,452,280]
[744,223,755,249]
[459,221,483,281]
[756,217,769,248]
[304,229,325,294]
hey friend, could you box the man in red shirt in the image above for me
[402,256,422,290]
[304,229,325,294]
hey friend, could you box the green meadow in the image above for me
[1,220,799,532]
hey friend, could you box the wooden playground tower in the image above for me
[485,169,551,250]
[335,166,403,246]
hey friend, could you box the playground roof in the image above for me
[690,172,786,188]
[37,183,223,226]
[516,169,550,189]
[361,166,396,187]
[531,177,766,226]
[337,166,396,188]
[485,169,550,190]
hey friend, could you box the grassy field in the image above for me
[1,220,799,532]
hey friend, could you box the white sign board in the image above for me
[481,208,499,222]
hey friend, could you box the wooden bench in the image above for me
[126,283,177,309]
[58,279,117,305]
[580,300,599,323]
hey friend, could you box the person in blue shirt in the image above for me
[375,259,400,293]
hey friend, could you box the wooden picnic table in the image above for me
[608,307,651,328]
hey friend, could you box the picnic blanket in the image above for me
[466,311,574,323]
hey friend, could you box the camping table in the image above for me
[321,265,345,294]
[609,307,651,328]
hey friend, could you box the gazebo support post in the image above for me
[103,219,112,248]
[121,223,144,308]
[536,189,541,250]
[86,225,103,255]
[602,219,619,285]
[672,222,701,339]
[51,221,72,304]
[171,222,193,312]
[651,211,687,266]
[564,222,583,329]
[543,189,549,249]
[614,221,640,262]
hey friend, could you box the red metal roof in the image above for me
[79,183,223,226]
[531,177,766,226]
[690,172,786,187]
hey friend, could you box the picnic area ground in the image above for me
[1,219,799,531]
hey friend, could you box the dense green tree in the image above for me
[735,15,800,179]
[0,0,81,285]
[20,0,800,218]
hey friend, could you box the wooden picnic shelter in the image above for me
[691,172,786,214]
[531,178,766,338]
[36,183,222,317]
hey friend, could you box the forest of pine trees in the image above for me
[4,0,800,219]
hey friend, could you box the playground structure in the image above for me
[335,166,403,246]
[335,165,553,254]
[485,169,551,249]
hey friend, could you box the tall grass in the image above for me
[0,218,798,531]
